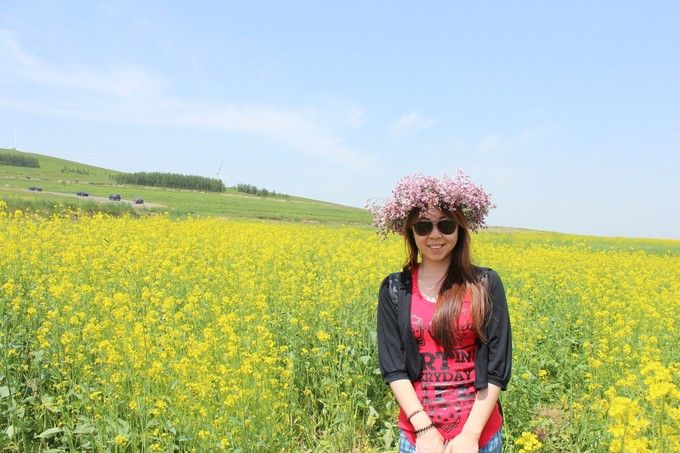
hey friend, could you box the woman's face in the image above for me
[410,207,458,264]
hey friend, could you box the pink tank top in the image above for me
[398,265,502,446]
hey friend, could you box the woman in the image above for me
[369,173,511,453]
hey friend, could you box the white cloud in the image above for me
[169,105,365,166]
[0,30,368,167]
[99,1,125,17]
[390,111,438,138]
[0,30,167,97]
[347,106,365,127]
[476,130,538,153]
[255,56,284,79]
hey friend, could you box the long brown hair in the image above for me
[403,207,490,353]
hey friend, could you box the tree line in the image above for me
[0,153,40,168]
[111,172,226,192]
[108,171,287,197]
[61,166,92,175]
[235,183,288,198]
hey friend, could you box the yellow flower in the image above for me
[3,207,679,450]
[515,431,542,452]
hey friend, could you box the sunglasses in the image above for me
[412,219,458,236]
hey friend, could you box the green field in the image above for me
[0,148,372,224]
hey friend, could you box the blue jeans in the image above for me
[398,429,502,453]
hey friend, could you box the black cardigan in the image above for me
[376,266,512,391]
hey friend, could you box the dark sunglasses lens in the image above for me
[413,221,433,236]
[437,220,457,235]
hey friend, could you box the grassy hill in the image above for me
[0,148,372,225]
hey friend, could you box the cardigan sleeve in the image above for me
[485,269,512,390]
[376,275,409,384]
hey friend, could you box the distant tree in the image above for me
[234,182,287,198]
[113,172,226,192]
[0,153,39,168]
[61,166,92,175]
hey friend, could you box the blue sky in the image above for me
[1,1,678,239]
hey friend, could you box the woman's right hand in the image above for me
[415,428,445,453]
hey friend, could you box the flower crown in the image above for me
[366,171,495,236]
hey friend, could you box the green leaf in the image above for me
[146,418,159,428]
[30,349,45,362]
[5,425,15,439]
[382,428,394,449]
[0,386,10,398]
[41,395,60,413]
[104,416,130,436]
[35,427,62,439]
[366,405,379,428]
[118,418,130,432]
[358,355,371,365]
[73,422,95,434]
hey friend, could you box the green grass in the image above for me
[0,192,167,218]
[0,149,119,183]
[0,148,372,224]
[480,230,680,256]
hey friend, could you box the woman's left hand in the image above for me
[443,431,479,453]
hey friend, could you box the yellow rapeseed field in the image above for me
[1,202,679,452]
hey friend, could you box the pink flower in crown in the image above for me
[366,171,495,237]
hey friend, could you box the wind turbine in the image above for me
[216,160,223,180]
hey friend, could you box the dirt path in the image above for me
[2,186,166,208]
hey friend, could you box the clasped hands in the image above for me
[415,429,480,453]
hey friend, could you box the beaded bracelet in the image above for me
[414,423,435,437]
[406,408,424,421]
